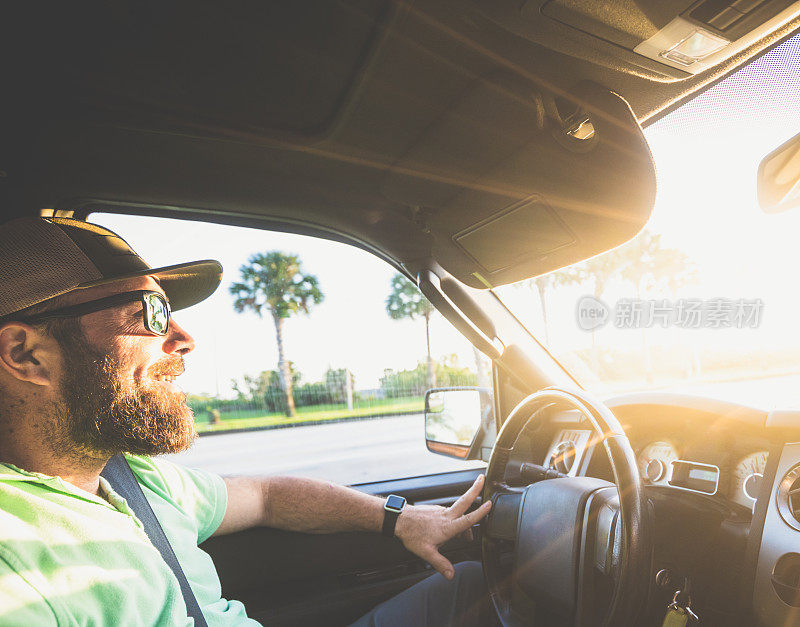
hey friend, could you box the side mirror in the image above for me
[758,131,800,213]
[425,387,494,460]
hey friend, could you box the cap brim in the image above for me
[150,260,223,311]
[76,259,223,311]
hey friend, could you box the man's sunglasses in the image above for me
[16,290,171,336]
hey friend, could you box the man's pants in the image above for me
[349,561,492,627]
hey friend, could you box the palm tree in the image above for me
[618,231,698,380]
[577,230,697,305]
[527,274,554,346]
[619,232,696,295]
[386,273,436,389]
[472,345,491,389]
[560,240,643,371]
[575,250,629,303]
[519,268,580,347]
[229,252,323,417]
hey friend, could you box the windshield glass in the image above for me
[494,35,800,410]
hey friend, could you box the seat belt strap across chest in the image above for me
[101,454,209,627]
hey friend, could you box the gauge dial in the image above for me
[545,429,591,476]
[731,451,768,509]
[638,441,679,486]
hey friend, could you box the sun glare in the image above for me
[495,34,800,410]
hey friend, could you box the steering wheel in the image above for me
[481,387,651,626]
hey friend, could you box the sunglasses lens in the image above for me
[145,293,169,335]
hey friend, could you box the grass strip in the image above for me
[195,396,424,433]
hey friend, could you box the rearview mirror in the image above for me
[425,387,494,460]
[758,131,800,213]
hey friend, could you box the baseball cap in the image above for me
[0,217,223,317]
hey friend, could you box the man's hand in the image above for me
[394,474,492,580]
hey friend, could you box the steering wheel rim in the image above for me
[481,387,651,626]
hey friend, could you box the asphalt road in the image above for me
[165,373,800,485]
[164,413,486,485]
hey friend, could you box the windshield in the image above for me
[494,35,800,411]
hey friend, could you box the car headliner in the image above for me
[3,1,799,287]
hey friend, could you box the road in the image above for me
[165,373,800,484]
[164,413,485,485]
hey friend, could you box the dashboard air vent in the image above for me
[777,464,800,532]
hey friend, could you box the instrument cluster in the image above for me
[636,439,768,510]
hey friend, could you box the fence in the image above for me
[187,361,484,433]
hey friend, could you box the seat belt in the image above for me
[101,454,209,627]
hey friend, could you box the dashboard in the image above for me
[633,439,767,508]
[545,429,769,508]
[540,396,775,515]
[506,392,800,626]
[542,430,768,511]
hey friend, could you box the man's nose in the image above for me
[163,318,196,355]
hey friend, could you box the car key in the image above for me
[662,589,699,626]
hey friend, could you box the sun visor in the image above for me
[382,78,656,289]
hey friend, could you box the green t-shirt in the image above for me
[0,454,260,626]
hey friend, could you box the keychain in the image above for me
[662,588,699,626]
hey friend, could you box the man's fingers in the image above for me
[448,474,485,518]
[449,499,492,535]
[425,549,456,580]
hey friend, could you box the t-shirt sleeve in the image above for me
[0,546,58,626]
[125,455,228,544]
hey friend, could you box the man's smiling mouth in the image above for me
[149,355,185,385]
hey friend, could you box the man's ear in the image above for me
[0,323,58,387]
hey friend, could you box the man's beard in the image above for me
[50,322,197,458]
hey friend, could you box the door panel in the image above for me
[201,468,485,626]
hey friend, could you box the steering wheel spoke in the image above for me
[587,489,622,577]
[574,488,624,625]
[484,484,525,541]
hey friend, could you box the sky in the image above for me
[93,33,800,402]
[93,213,480,398]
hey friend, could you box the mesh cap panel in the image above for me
[0,217,222,317]
[0,218,102,316]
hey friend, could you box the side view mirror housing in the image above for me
[424,387,495,461]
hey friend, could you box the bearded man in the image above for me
[0,217,492,626]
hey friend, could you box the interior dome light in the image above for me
[662,29,730,66]
[635,17,733,73]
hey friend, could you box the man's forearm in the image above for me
[217,473,491,581]
[263,476,385,534]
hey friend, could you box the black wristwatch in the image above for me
[381,494,406,537]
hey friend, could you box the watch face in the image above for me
[385,494,406,512]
